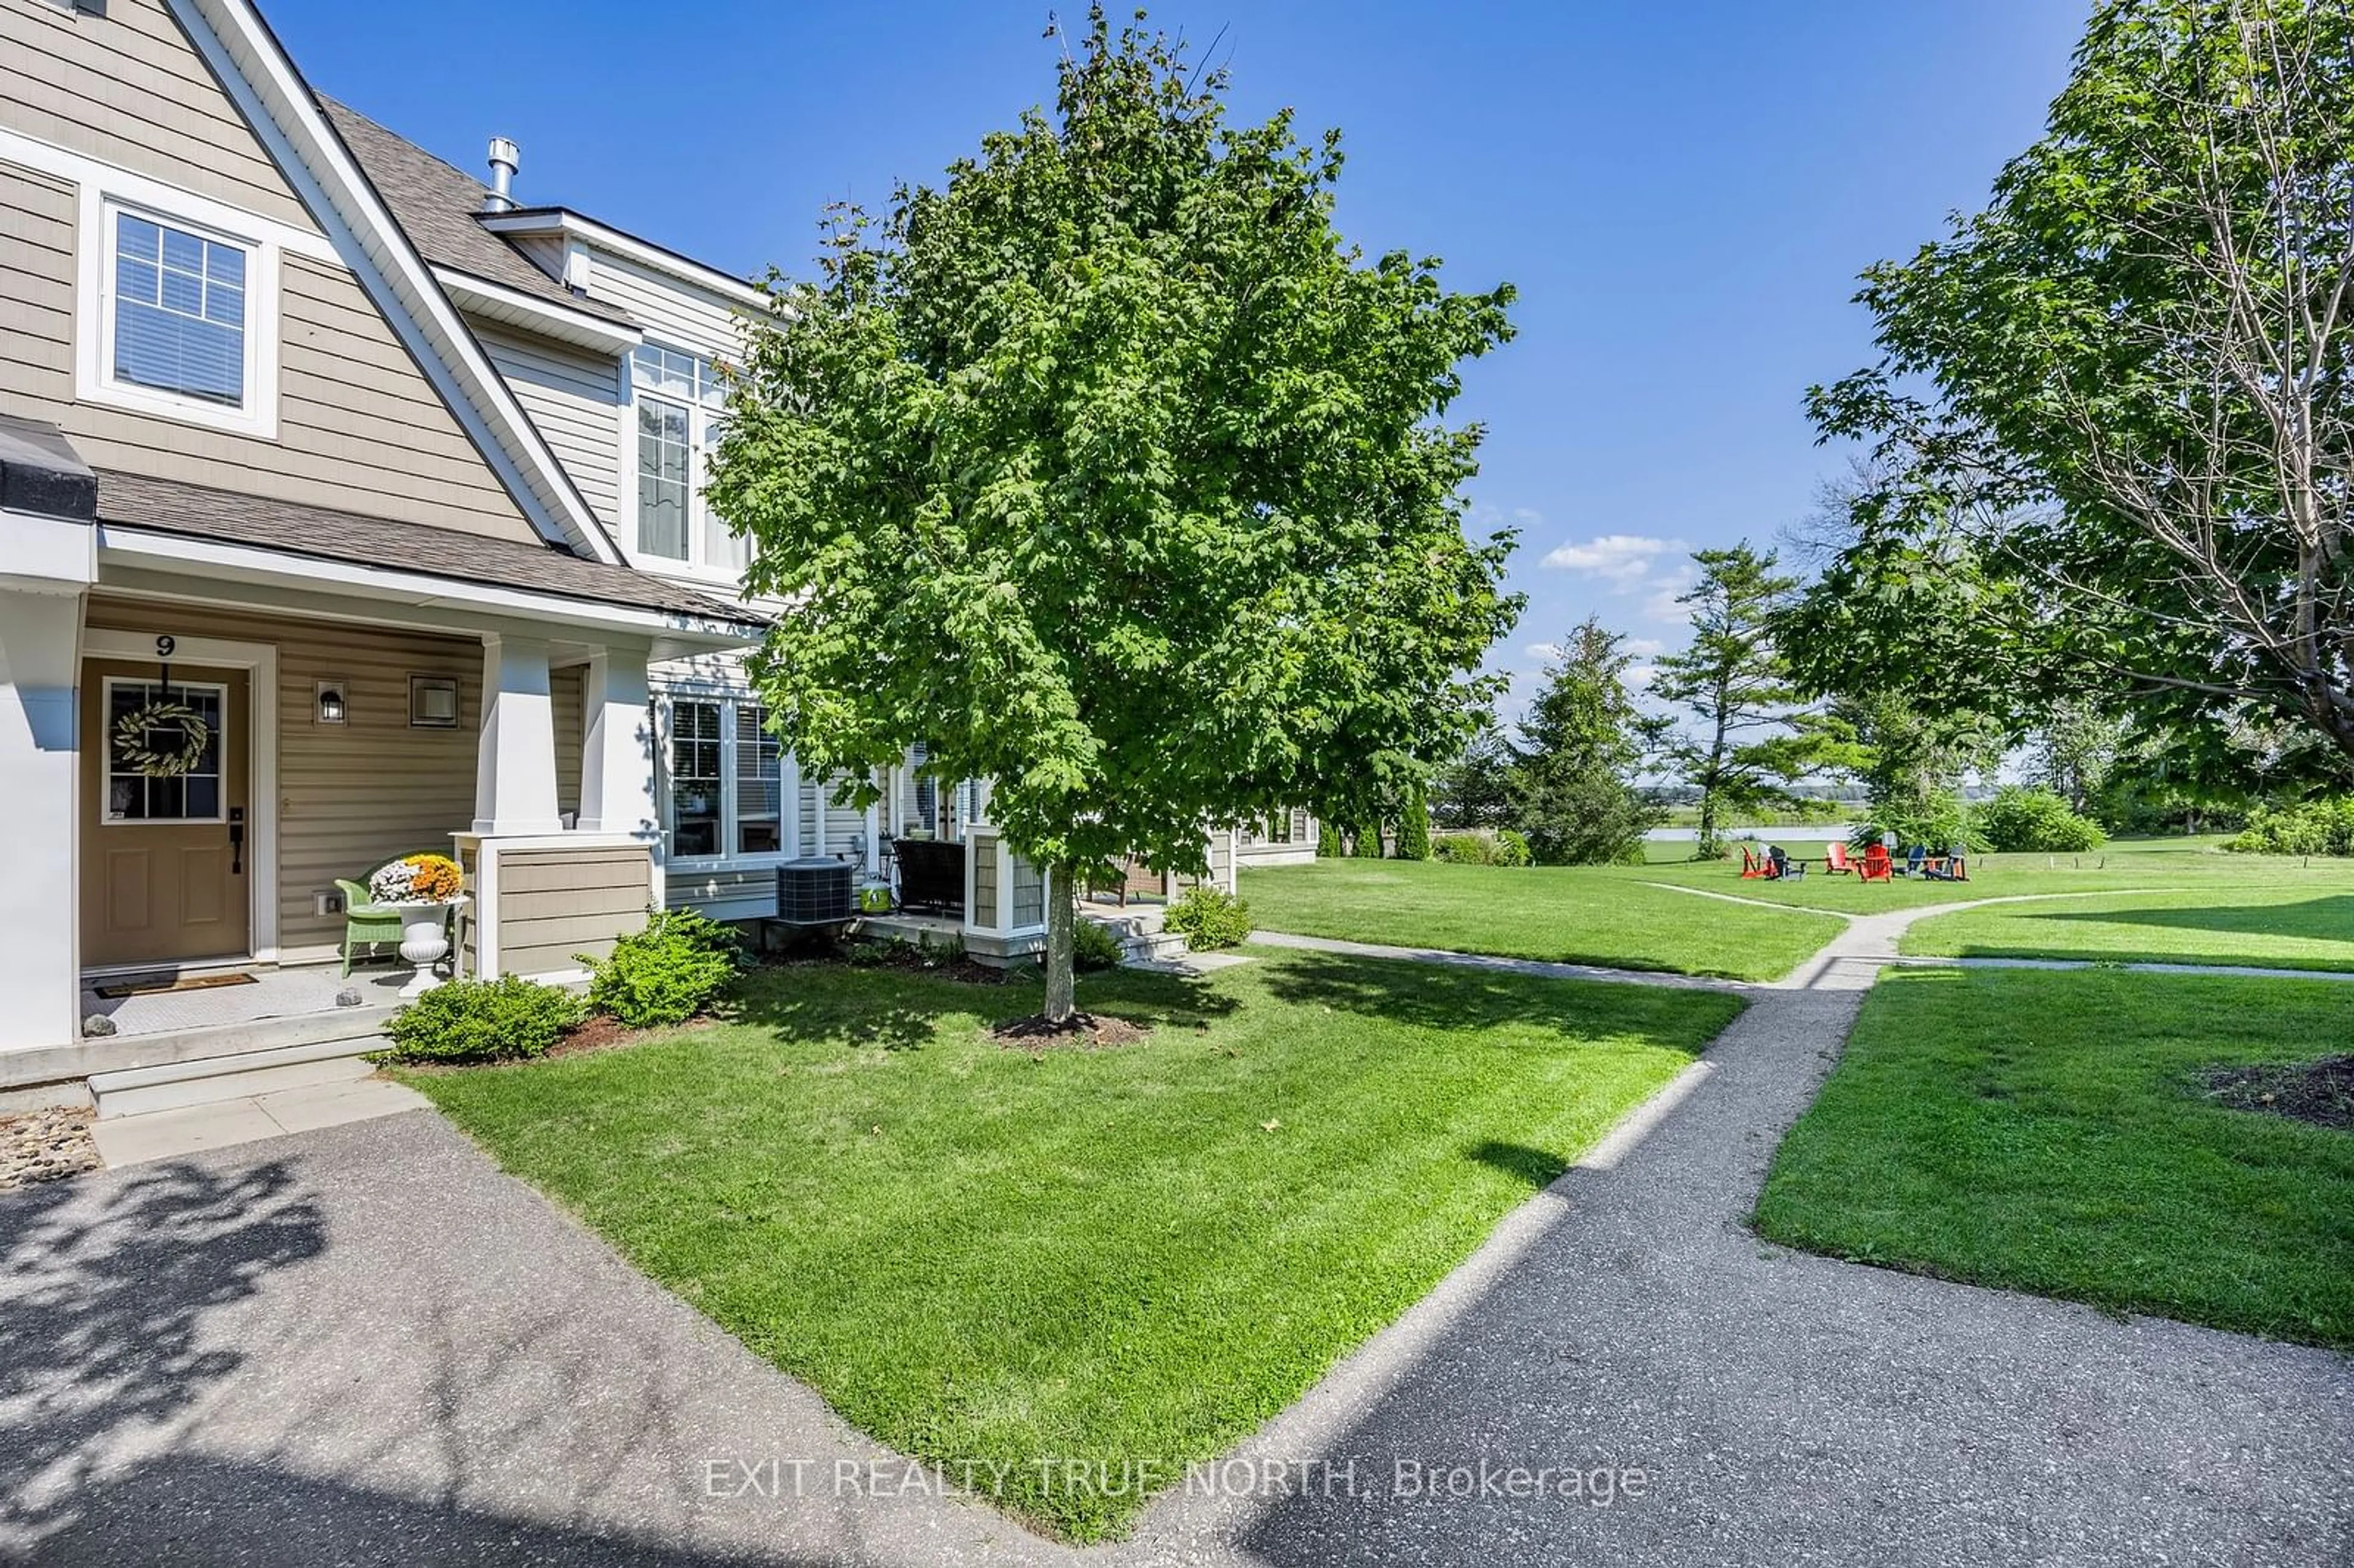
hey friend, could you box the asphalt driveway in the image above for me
[3,932,2347,1567]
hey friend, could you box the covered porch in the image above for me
[0,459,761,1084]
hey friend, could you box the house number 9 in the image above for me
[156,636,177,658]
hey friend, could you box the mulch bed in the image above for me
[765,943,1008,986]
[547,1014,720,1060]
[0,1106,101,1190]
[2198,1055,2354,1131]
[991,1012,1149,1049]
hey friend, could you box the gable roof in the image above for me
[170,0,627,566]
[317,97,639,332]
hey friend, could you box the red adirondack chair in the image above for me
[1824,842,1857,875]
[1739,845,1767,879]
[1857,843,1893,883]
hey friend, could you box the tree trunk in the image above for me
[1042,864,1078,1024]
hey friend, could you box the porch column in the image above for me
[473,634,563,835]
[577,647,657,838]
[0,585,86,1054]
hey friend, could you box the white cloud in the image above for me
[1642,568,1696,623]
[1541,533,1681,582]
[1625,663,1660,688]
[1523,641,1565,663]
[1624,637,1667,657]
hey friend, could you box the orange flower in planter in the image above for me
[403,853,463,902]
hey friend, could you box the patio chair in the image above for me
[1738,845,1766,879]
[337,851,450,977]
[1857,843,1893,883]
[1823,842,1856,875]
[1924,843,1971,882]
[1767,846,1805,879]
[1894,845,1929,877]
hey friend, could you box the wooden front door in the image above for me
[80,660,251,969]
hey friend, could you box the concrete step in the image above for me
[1122,929,1192,963]
[90,1030,390,1119]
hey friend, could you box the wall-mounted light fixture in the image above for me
[314,679,349,725]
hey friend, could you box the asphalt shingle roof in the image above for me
[318,96,638,329]
[97,469,758,625]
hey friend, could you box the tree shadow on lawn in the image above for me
[1948,893,2354,967]
[1465,1138,1571,1189]
[731,961,1238,1052]
[1254,948,1742,1039]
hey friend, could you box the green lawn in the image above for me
[1900,885,2354,972]
[1756,968,2354,1348]
[1632,839,2354,913]
[1240,859,1843,981]
[406,952,1741,1540]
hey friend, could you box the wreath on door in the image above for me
[113,699,211,778]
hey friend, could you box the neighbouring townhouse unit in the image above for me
[307,57,1257,962]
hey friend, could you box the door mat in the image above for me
[93,972,259,1000]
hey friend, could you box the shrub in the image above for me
[2227,798,2354,856]
[1164,885,1252,950]
[582,908,745,1028]
[1349,823,1384,858]
[1431,830,1492,863]
[1430,829,1533,866]
[1316,821,1341,858]
[1854,790,1984,854]
[378,974,584,1064]
[1975,786,2106,853]
[1395,794,1432,861]
[1073,917,1127,972]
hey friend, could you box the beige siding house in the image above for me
[0,0,760,1094]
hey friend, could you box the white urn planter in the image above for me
[392,896,467,997]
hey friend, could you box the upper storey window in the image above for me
[113,214,247,406]
[81,199,280,438]
[632,343,745,574]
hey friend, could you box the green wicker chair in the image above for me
[338,851,452,977]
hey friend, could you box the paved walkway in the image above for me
[4,903,2347,1566]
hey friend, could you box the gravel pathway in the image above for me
[4,904,2345,1567]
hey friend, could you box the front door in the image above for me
[80,660,251,969]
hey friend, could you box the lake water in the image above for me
[1644,824,1856,843]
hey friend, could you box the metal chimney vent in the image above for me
[484,137,520,213]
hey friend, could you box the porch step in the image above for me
[1122,929,1193,963]
[88,1027,391,1120]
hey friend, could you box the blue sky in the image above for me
[270,0,2087,706]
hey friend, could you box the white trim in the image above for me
[81,628,281,963]
[96,525,760,645]
[430,264,643,356]
[0,509,98,590]
[78,191,282,439]
[0,125,336,261]
[478,209,771,311]
[174,0,627,565]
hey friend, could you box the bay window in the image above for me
[631,343,746,573]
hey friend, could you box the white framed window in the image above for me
[630,343,747,576]
[735,704,782,855]
[668,698,723,858]
[658,693,791,864]
[78,195,280,437]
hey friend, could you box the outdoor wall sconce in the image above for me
[314,679,349,725]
